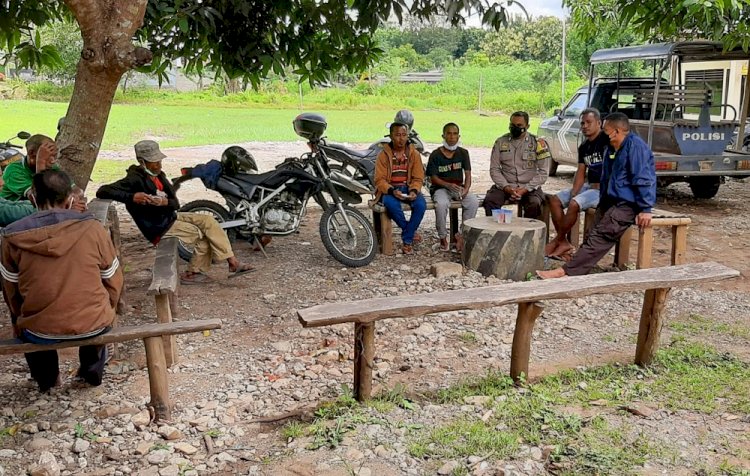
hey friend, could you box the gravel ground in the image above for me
[0,141,747,475]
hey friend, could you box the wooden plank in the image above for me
[297,262,738,327]
[379,211,394,255]
[635,288,670,365]
[636,226,654,269]
[509,302,544,383]
[671,225,688,265]
[88,198,112,226]
[0,319,222,354]
[614,227,634,269]
[651,217,692,226]
[353,322,375,402]
[148,237,179,295]
[144,336,171,421]
[155,294,177,366]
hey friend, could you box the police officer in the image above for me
[483,111,550,220]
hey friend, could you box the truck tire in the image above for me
[688,177,721,199]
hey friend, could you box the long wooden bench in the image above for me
[298,261,738,401]
[566,207,691,269]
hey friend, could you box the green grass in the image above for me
[3,99,537,150]
[670,313,750,340]
[407,341,748,474]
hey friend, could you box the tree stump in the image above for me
[462,217,546,281]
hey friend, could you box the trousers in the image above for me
[164,212,234,273]
[483,186,545,219]
[432,188,479,238]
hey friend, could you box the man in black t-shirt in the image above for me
[426,123,479,251]
[546,108,609,258]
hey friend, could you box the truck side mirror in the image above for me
[553,109,562,117]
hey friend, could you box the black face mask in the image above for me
[509,125,526,138]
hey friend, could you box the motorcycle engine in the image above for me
[261,192,302,232]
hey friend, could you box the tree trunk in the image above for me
[56,0,151,191]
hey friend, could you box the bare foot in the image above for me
[550,239,574,257]
[544,239,560,256]
[536,268,567,279]
[439,237,449,251]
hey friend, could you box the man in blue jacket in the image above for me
[537,112,655,279]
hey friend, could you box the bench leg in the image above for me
[635,288,670,366]
[671,225,688,265]
[615,227,634,269]
[155,294,177,366]
[143,336,171,421]
[510,302,545,383]
[636,226,654,269]
[568,213,581,248]
[353,322,375,401]
[376,212,394,255]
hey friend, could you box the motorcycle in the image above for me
[0,131,30,171]
[172,113,377,268]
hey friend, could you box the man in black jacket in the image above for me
[97,140,254,284]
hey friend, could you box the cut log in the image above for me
[461,216,546,281]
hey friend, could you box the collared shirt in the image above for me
[489,133,550,190]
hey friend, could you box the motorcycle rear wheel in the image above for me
[176,200,232,262]
[319,205,376,267]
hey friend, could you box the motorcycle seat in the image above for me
[227,170,279,185]
[327,143,373,159]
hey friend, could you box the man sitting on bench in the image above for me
[426,122,479,252]
[1,170,124,391]
[374,122,426,255]
[97,140,254,285]
[537,113,656,279]
[545,108,608,259]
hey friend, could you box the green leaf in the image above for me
[178,17,188,33]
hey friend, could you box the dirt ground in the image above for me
[0,140,748,475]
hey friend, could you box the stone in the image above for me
[438,460,460,475]
[414,323,435,336]
[345,448,364,461]
[174,443,199,455]
[159,465,180,476]
[158,426,183,440]
[620,404,656,418]
[135,442,152,455]
[28,451,60,476]
[72,438,90,454]
[0,449,16,457]
[271,341,292,353]
[147,450,169,464]
[131,409,151,429]
[20,422,39,434]
[430,262,463,279]
[25,437,54,452]
[464,396,492,406]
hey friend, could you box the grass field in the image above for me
[1,100,543,150]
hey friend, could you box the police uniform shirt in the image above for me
[489,133,550,190]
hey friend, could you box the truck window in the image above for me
[563,93,588,117]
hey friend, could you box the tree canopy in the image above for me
[0,0,523,188]
[564,0,750,50]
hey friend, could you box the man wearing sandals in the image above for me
[426,122,478,251]
[97,140,254,284]
[1,170,123,391]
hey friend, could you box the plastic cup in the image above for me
[491,209,502,223]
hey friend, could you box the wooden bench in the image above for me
[298,261,738,401]
[0,320,221,421]
[566,207,691,269]
[148,237,181,366]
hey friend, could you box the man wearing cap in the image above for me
[96,140,254,284]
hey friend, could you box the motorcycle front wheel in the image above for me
[319,205,376,267]
[176,200,232,262]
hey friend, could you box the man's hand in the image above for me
[133,192,152,205]
[407,191,417,201]
[510,187,527,201]
[636,212,652,229]
[35,141,58,173]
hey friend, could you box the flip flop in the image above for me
[228,266,256,279]
[180,273,213,285]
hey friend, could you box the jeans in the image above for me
[381,185,427,244]
[432,188,479,239]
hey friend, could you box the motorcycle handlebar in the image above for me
[1,142,22,149]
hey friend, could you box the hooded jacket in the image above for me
[96,165,181,243]
[373,143,425,202]
[601,132,656,213]
[1,210,123,337]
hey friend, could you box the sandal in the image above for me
[228,264,256,278]
[180,272,213,285]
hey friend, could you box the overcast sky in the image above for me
[463,0,566,24]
